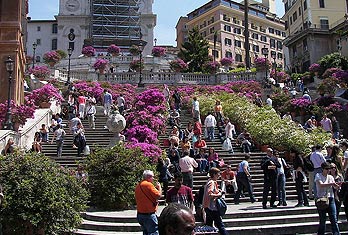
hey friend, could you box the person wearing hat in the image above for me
[315,161,340,235]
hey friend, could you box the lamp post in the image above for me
[3,56,15,130]
[271,53,277,85]
[32,42,37,68]
[261,46,269,81]
[66,47,73,86]
[138,40,147,87]
[154,38,157,46]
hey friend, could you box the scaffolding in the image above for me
[90,0,141,50]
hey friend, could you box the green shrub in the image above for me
[0,152,88,234]
[85,145,156,210]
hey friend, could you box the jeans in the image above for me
[198,159,208,172]
[295,171,309,205]
[234,172,255,203]
[204,208,228,235]
[262,177,277,206]
[333,131,340,140]
[104,103,112,116]
[137,213,159,235]
[318,197,340,235]
[308,171,314,198]
[87,114,95,129]
[56,140,64,157]
[182,172,193,189]
[207,126,215,140]
[79,103,85,118]
[277,173,286,203]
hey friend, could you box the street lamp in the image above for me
[154,38,157,46]
[3,56,15,130]
[261,46,269,81]
[32,42,37,68]
[66,47,73,86]
[271,52,277,85]
[138,40,147,87]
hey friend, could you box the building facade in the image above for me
[282,0,348,73]
[26,0,156,59]
[0,0,27,104]
[180,0,286,68]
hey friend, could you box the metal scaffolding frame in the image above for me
[90,0,141,50]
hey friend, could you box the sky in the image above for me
[28,0,285,46]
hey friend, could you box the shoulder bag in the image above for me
[315,187,329,210]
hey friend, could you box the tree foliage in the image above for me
[318,52,348,74]
[85,144,156,210]
[178,27,210,73]
[0,152,89,234]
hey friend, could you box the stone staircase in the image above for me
[42,107,348,235]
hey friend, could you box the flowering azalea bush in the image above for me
[126,111,166,135]
[204,61,220,74]
[125,142,162,161]
[322,68,343,79]
[93,58,109,70]
[309,63,321,73]
[152,47,166,57]
[0,100,35,126]
[26,84,64,106]
[220,57,234,67]
[129,59,144,71]
[129,45,140,55]
[290,97,312,109]
[324,102,343,113]
[82,46,96,57]
[107,44,120,55]
[169,59,188,72]
[125,125,158,144]
[270,70,290,83]
[254,57,271,70]
[28,65,51,79]
[43,51,61,65]
[333,70,348,84]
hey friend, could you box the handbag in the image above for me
[83,145,90,155]
[222,138,232,151]
[216,198,227,216]
[315,197,329,210]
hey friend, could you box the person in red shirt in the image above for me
[166,172,194,210]
[135,170,162,235]
[194,135,207,152]
[221,165,237,194]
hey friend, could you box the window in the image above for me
[201,31,207,37]
[225,51,233,58]
[252,33,259,40]
[69,42,75,51]
[51,39,57,50]
[293,12,297,22]
[319,0,325,8]
[277,41,283,50]
[253,45,260,52]
[298,7,301,16]
[303,38,308,51]
[225,38,232,45]
[234,40,242,48]
[270,39,276,48]
[224,25,231,32]
[212,50,219,59]
[35,56,41,62]
[209,27,215,34]
[36,39,41,45]
[275,30,281,36]
[282,32,286,37]
[268,28,274,34]
[261,35,267,42]
[52,24,58,34]
[37,26,41,31]
[233,28,241,34]
[285,2,289,12]
[290,16,293,25]
[292,46,297,57]
[304,0,307,10]
[285,21,288,30]
[320,18,329,29]
[235,54,242,62]
[277,53,283,59]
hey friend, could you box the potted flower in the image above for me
[169,59,188,72]
[43,51,61,67]
[107,44,121,56]
[93,58,109,74]
[0,101,35,131]
[26,84,64,108]
[204,61,220,74]
[254,57,271,71]
[28,65,51,80]
[82,46,96,57]
[130,59,144,72]
[220,57,234,68]
[309,63,321,76]
[129,45,140,56]
[151,47,166,57]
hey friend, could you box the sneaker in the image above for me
[270,204,277,208]
[277,202,282,206]
[251,199,256,203]
[283,202,287,206]
[295,203,304,207]
[262,205,267,209]
[304,203,310,207]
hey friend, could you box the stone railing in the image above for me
[56,70,260,85]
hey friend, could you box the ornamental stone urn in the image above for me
[106,110,126,147]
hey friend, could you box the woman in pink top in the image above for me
[208,147,219,169]
[78,94,87,118]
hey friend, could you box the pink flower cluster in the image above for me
[220,57,234,66]
[43,51,61,64]
[309,63,320,73]
[0,100,35,126]
[26,84,64,106]
[28,65,51,79]
[82,46,96,57]
[151,47,166,57]
[125,142,162,161]
[290,98,312,108]
[169,59,188,72]
[270,70,289,82]
[254,57,271,70]
[107,44,121,55]
[93,59,109,70]
[324,103,343,113]
[130,59,143,71]
[204,61,220,73]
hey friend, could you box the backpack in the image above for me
[303,156,314,172]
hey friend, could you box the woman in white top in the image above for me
[315,161,340,235]
[224,118,235,140]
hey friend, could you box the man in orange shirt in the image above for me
[135,170,162,235]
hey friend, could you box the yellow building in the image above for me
[178,0,286,68]
[282,0,348,72]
